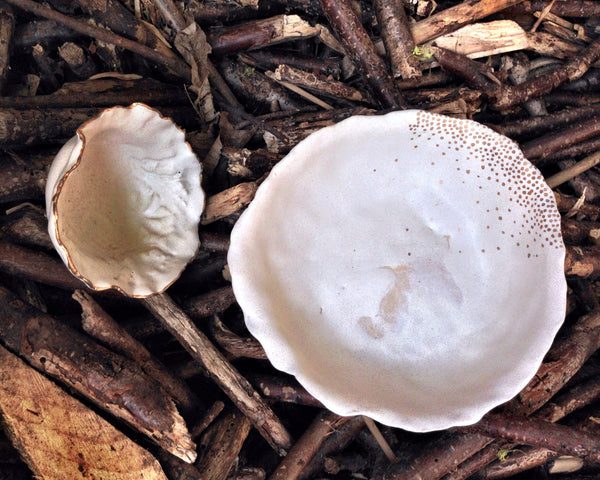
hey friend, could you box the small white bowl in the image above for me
[228,110,567,431]
[46,104,204,297]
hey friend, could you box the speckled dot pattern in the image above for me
[409,110,562,257]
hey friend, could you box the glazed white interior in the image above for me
[228,110,567,431]
[47,105,204,297]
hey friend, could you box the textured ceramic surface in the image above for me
[228,110,567,431]
[46,104,204,297]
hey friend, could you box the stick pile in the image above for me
[1,0,600,479]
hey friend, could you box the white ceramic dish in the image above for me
[46,104,204,297]
[228,110,567,431]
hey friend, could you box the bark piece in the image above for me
[565,246,600,278]
[196,409,253,480]
[201,180,260,224]
[0,3,14,92]
[0,286,196,463]
[0,344,169,480]
[73,290,200,414]
[320,0,403,108]
[431,20,530,59]
[561,218,600,245]
[58,41,97,79]
[223,147,282,180]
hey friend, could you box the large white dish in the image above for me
[228,110,567,431]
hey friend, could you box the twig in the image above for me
[252,374,324,407]
[363,416,398,463]
[457,412,600,463]
[141,293,293,455]
[530,0,557,32]
[265,70,335,110]
[0,105,200,145]
[0,241,90,291]
[447,443,553,480]
[207,14,323,55]
[0,78,190,108]
[219,57,302,114]
[0,206,52,250]
[475,381,600,480]
[320,0,404,108]
[494,37,600,110]
[270,411,349,480]
[512,0,600,17]
[199,231,231,252]
[0,152,50,202]
[239,51,341,79]
[71,0,173,54]
[491,105,600,138]
[544,137,600,164]
[434,47,500,95]
[299,415,366,479]
[374,0,420,79]
[555,191,600,220]
[521,117,600,164]
[269,64,373,104]
[546,151,600,188]
[210,315,267,360]
[190,400,226,440]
